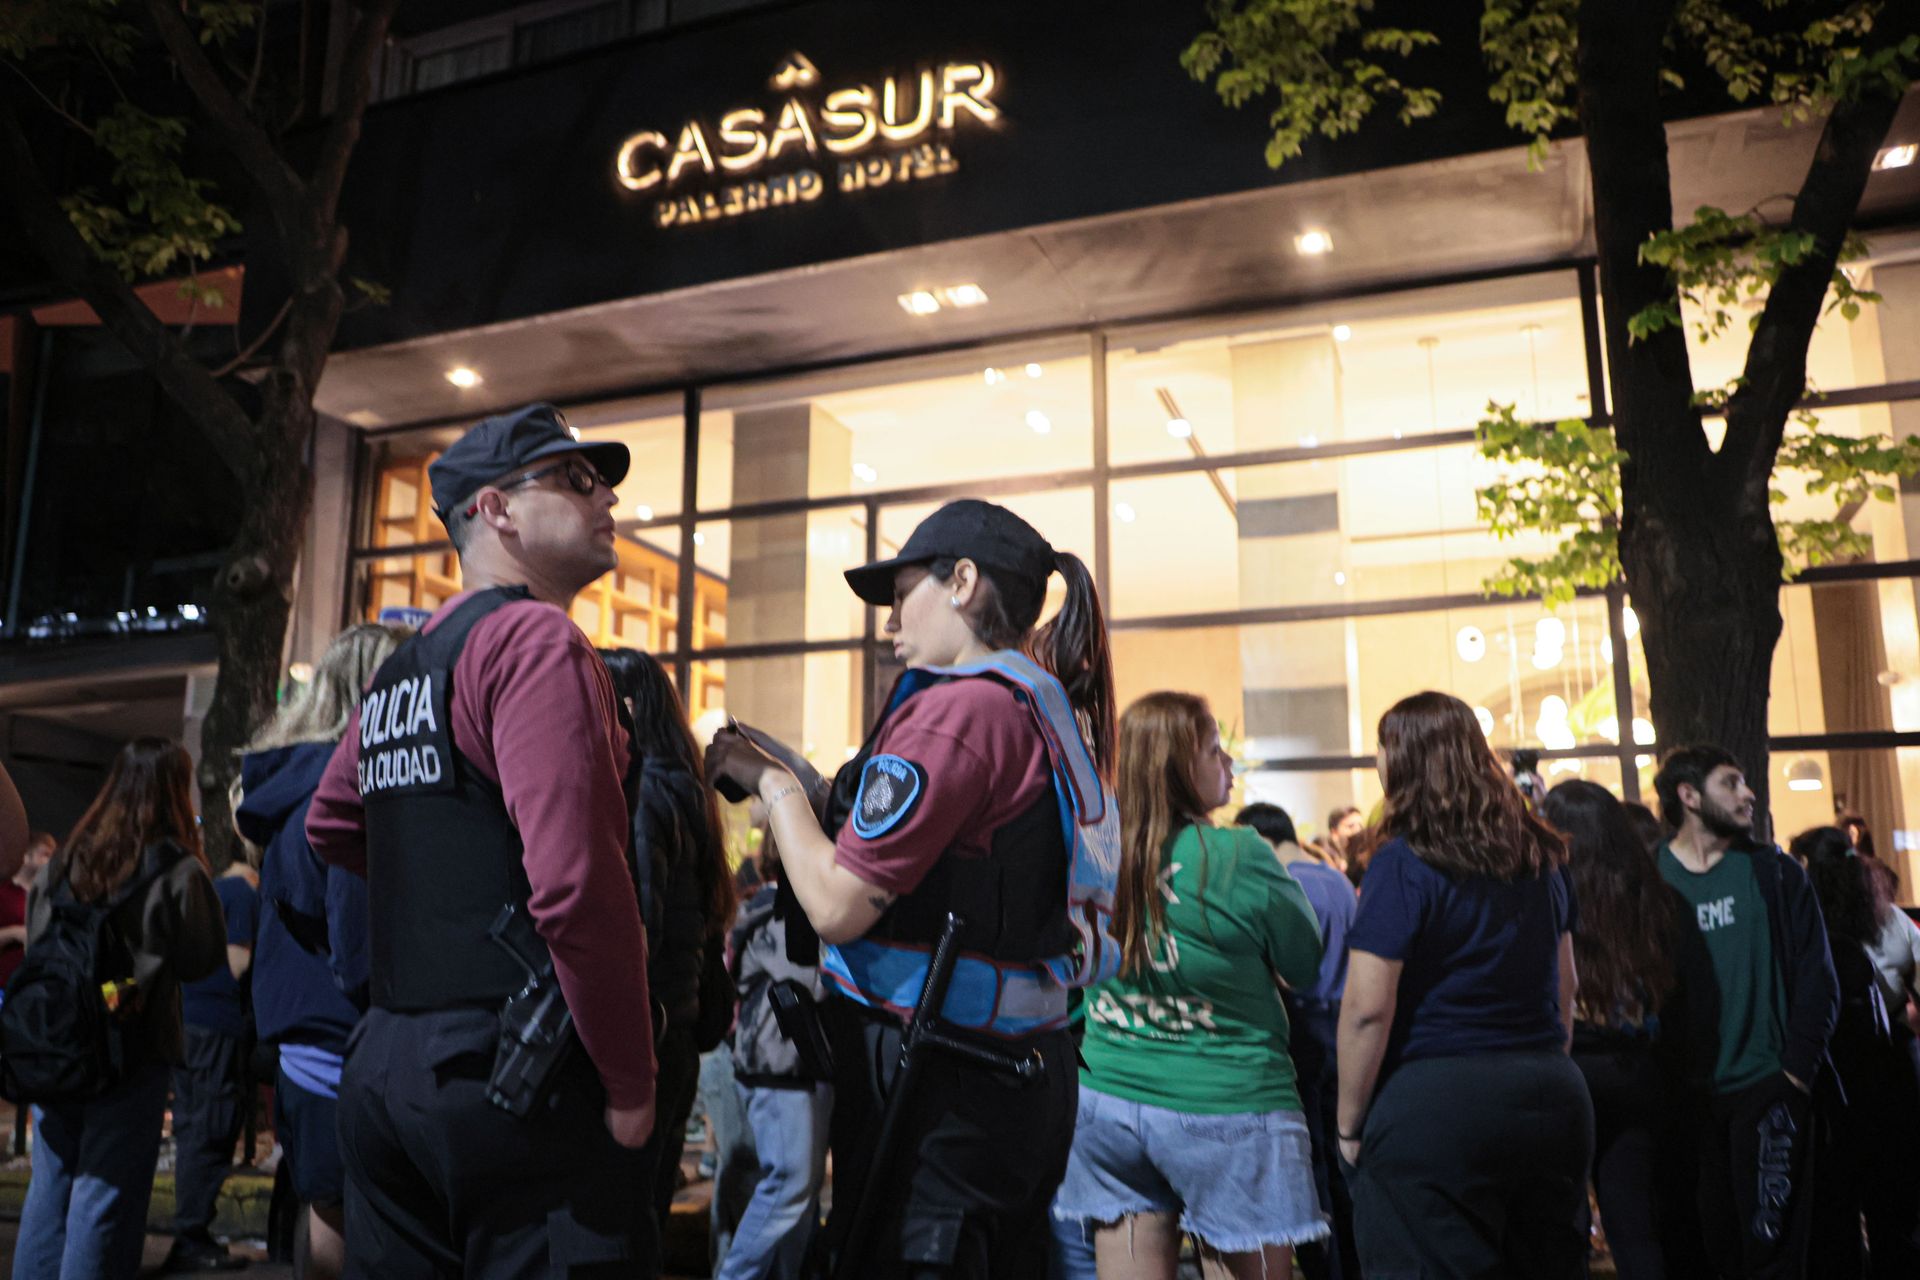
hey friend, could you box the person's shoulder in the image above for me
[467,595,592,651]
[890,675,1033,744]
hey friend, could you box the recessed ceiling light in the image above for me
[898,290,941,316]
[1114,501,1136,523]
[852,462,878,483]
[1333,570,1347,586]
[1331,324,1352,342]
[1293,229,1333,256]
[634,503,653,520]
[1876,143,1916,171]
[445,366,482,389]
[1301,433,1319,448]
[983,367,1003,385]
[1025,363,1043,378]
[943,283,989,307]
[1166,417,1193,439]
[1025,409,1052,434]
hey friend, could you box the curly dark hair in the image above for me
[1542,780,1678,1023]
[1792,826,1876,945]
[1378,691,1566,880]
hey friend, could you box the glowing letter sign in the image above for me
[614,54,1001,228]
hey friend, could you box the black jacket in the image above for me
[1661,840,1839,1089]
[631,758,718,1031]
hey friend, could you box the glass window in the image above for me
[1109,444,1570,619]
[1107,273,1589,466]
[362,431,459,550]
[692,509,867,649]
[699,340,1093,511]
[348,533,712,653]
[1764,577,1920,738]
[1767,747,1917,899]
[1113,595,1623,768]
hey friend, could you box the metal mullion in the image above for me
[673,386,699,698]
[1767,730,1920,752]
[692,636,864,662]
[1091,332,1111,604]
[1110,584,1610,633]
[1578,262,1609,421]
[1249,741,1624,774]
[862,497,879,734]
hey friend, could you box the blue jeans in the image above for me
[700,1050,759,1267]
[715,1081,832,1280]
[15,1060,171,1280]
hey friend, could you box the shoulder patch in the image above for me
[850,754,927,840]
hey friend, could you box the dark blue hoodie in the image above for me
[238,742,368,1053]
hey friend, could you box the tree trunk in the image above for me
[1576,0,1782,818]
[195,383,317,869]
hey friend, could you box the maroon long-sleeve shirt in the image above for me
[306,590,657,1109]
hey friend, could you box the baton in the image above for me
[829,912,1044,1280]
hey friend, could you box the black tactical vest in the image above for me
[358,586,550,1012]
[823,673,1075,970]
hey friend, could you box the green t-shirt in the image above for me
[1658,845,1788,1093]
[1080,824,1324,1114]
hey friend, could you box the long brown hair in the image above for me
[600,648,736,940]
[64,737,207,902]
[1541,779,1676,1022]
[1114,691,1217,976]
[1378,691,1565,880]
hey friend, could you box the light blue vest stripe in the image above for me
[824,652,1121,1036]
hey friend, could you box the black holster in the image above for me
[486,905,579,1118]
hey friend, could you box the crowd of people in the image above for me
[0,400,1916,1279]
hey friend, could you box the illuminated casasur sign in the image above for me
[614,53,1000,227]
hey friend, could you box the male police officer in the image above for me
[308,404,659,1278]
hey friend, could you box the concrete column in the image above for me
[725,404,854,759]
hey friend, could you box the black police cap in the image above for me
[844,499,1057,614]
[428,403,630,520]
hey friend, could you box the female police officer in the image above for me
[706,498,1120,1280]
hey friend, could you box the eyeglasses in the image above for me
[464,458,605,516]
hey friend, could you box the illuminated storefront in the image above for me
[306,1,1920,878]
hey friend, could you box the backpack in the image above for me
[0,844,185,1103]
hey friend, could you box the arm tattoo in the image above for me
[867,891,898,913]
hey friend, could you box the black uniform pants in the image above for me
[1692,1075,1817,1280]
[1572,1033,1692,1280]
[337,1007,659,1280]
[1286,998,1358,1280]
[171,1025,248,1239]
[824,1000,1076,1280]
[1343,1051,1594,1280]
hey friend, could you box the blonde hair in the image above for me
[1113,691,1219,977]
[246,623,408,752]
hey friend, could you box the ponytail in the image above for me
[1028,551,1116,780]
[928,550,1117,779]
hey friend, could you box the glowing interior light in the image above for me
[1622,605,1641,639]
[1632,717,1656,746]
[1025,363,1043,378]
[852,462,878,483]
[1114,501,1136,523]
[983,367,1002,385]
[1331,324,1352,342]
[1875,143,1916,171]
[1535,616,1567,649]
[445,366,481,389]
[898,290,941,316]
[1166,417,1193,439]
[1455,626,1486,663]
[692,531,707,546]
[634,504,654,521]
[1539,695,1569,722]
[1293,229,1334,256]
[1333,571,1347,586]
[944,283,989,307]
[1025,409,1052,434]
[1473,706,1494,736]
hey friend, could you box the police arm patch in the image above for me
[850,754,928,840]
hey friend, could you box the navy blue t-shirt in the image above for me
[1349,837,1576,1072]
[181,873,259,1039]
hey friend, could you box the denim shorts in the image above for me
[1052,1085,1329,1254]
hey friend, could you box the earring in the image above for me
[950,596,960,607]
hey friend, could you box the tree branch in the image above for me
[1725,82,1908,506]
[309,0,401,227]
[0,98,255,478]
[141,0,308,247]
